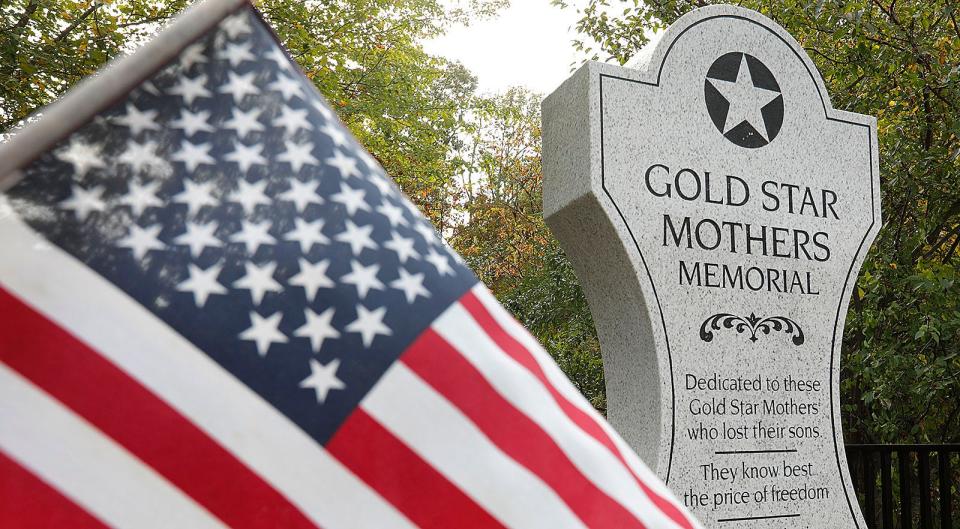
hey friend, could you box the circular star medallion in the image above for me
[704,52,783,148]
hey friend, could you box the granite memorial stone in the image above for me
[542,6,880,528]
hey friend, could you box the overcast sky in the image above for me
[423,1,584,96]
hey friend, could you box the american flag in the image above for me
[0,3,699,528]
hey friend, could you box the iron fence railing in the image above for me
[846,444,960,529]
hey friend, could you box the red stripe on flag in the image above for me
[0,288,320,529]
[328,408,506,529]
[460,291,694,529]
[0,450,108,529]
[403,328,648,528]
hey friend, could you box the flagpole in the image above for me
[0,0,248,192]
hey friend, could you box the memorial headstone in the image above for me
[542,6,880,528]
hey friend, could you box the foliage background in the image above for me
[2,0,958,444]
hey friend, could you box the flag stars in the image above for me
[289,258,335,302]
[228,179,271,216]
[377,201,408,227]
[331,182,370,216]
[277,140,319,172]
[119,179,163,217]
[300,358,346,404]
[177,263,227,308]
[230,219,277,254]
[223,107,265,138]
[346,304,391,348]
[168,74,212,105]
[118,140,167,173]
[325,149,361,179]
[341,261,385,299]
[390,268,430,304]
[295,308,340,352]
[273,106,311,135]
[173,179,218,216]
[383,232,419,264]
[312,99,334,121]
[233,261,283,305]
[173,221,222,257]
[269,74,304,101]
[118,224,166,260]
[178,42,207,69]
[60,184,106,221]
[171,140,216,172]
[335,220,377,256]
[170,108,215,136]
[224,141,268,174]
[425,248,454,276]
[321,121,349,147]
[278,178,323,213]
[219,71,258,104]
[239,311,287,357]
[220,41,255,67]
[57,138,105,177]
[113,103,160,135]
[266,46,294,71]
[220,12,252,39]
[284,217,330,253]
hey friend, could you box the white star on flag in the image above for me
[119,179,164,217]
[335,220,377,256]
[219,71,258,103]
[173,221,222,257]
[223,107,265,138]
[233,261,283,305]
[330,182,370,216]
[277,140,319,172]
[171,140,215,171]
[346,304,391,347]
[173,179,218,216]
[168,74,212,105]
[278,178,323,212]
[289,258,335,302]
[57,138,105,176]
[170,109,215,136]
[228,179,271,215]
[284,218,330,253]
[60,184,106,221]
[273,106,311,135]
[224,141,268,174]
[239,311,287,356]
[118,224,166,259]
[230,219,277,254]
[176,263,227,308]
[294,307,340,352]
[114,103,161,135]
[390,268,430,304]
[341,261,385,299]
[299,359,346,403]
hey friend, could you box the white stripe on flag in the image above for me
[0,213,416,529]
[472,286,696,522]
[362,362,588,529]
[0,364,229,529]
[434,300,678,528]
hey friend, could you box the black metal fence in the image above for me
[846,444,960,529]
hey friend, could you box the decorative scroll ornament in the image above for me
[699,312,805,345]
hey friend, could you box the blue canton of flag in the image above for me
[5,7,476,442]
[0,4,699,529]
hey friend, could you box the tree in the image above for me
[1,0,503,215]
[554,0,960,443]
[450,88,607,411]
